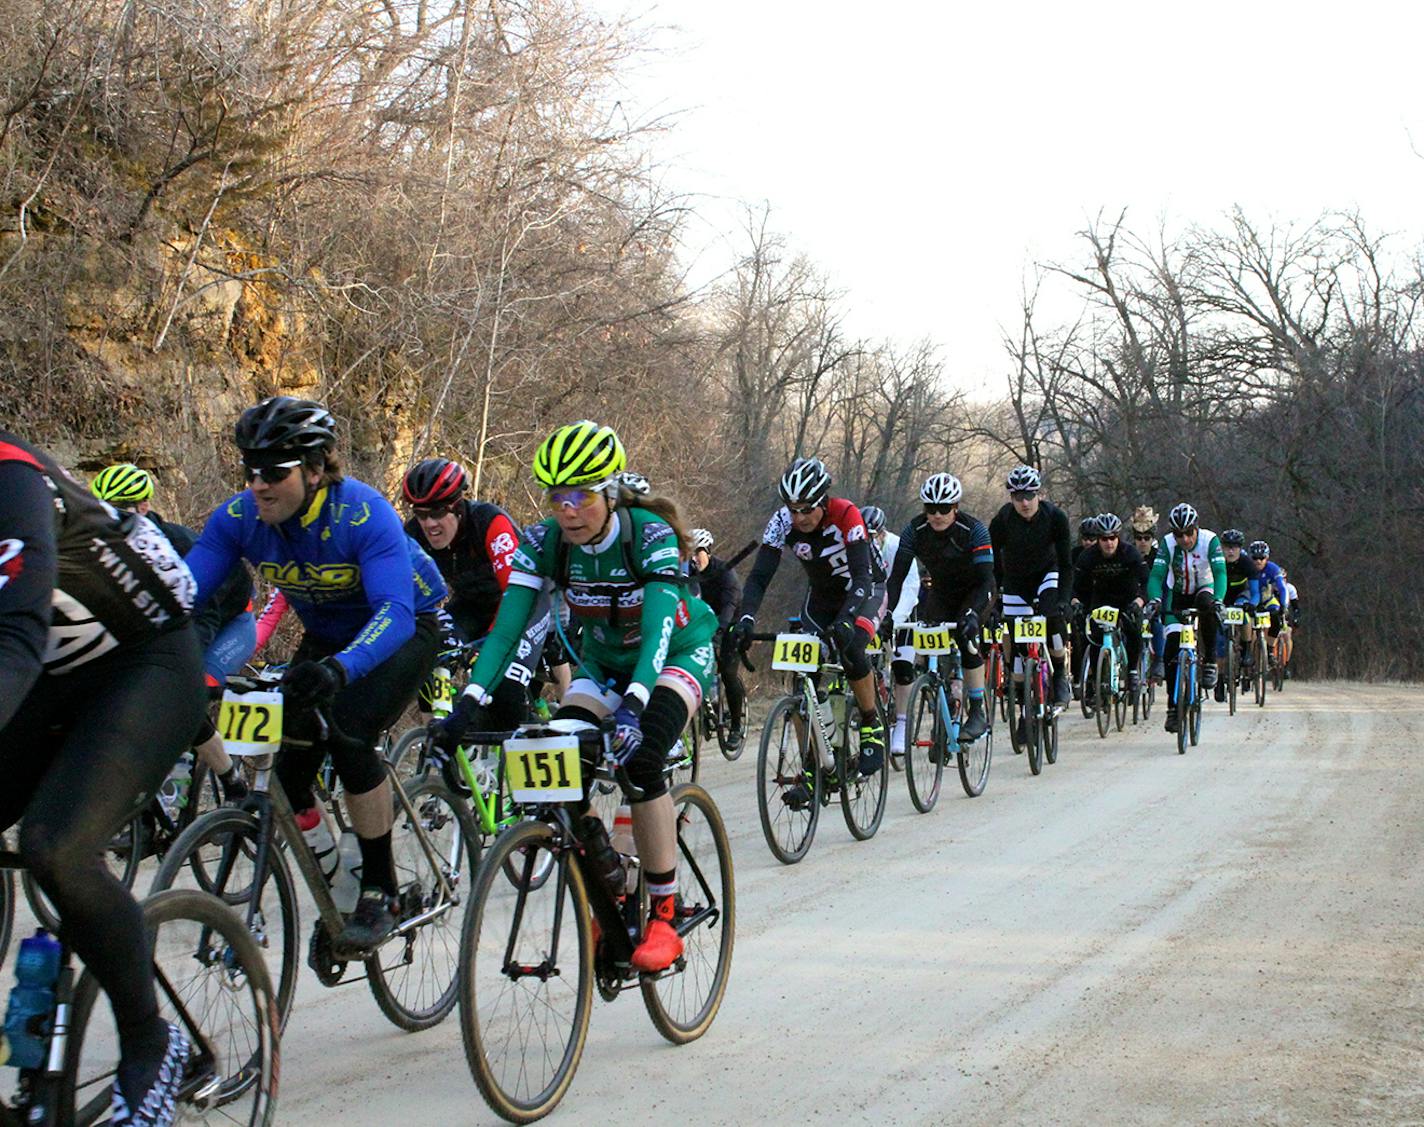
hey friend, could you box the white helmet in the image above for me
[689,528,714,551]
[1005,465,1041,493]
[618,471,651,497]
[779,457,831,506]
[919,473,963,505]
[1168,502,1198,532]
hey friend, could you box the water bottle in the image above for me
[296,806,339,886]
[532,696,552,722]
[4,929,62,1070]
[814,691,837,770]
[332,831,362,914]
[157,751,195,819]
[610,805,638,895]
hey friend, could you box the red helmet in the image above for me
[403,458,467,506]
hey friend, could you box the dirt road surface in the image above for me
[270,682,1424,1124]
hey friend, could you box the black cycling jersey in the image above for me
[691,555,742,628]
[988,500,1073,605]
[0,433,194,692]
[740,496,879,626]
[405,499,520,639]
[1224,553,1261,605]
[886,512,994,617]
[151,512,253,650]
[1072,542,1148,607]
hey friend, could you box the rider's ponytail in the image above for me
[614,483,689,558]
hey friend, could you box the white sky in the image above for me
[588,0,1424,394]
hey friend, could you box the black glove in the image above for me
[959,607,980,641]
[429,691,481,762]
[1143,598,1161,621]
[281,657,346,710]
[733,615,755,652]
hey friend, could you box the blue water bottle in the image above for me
[4,929,62,1070]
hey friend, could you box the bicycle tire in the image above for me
[461,820,593,1124]
[641,783,735,1043]
[839,694,889,840]
[1025,658,1043,776]
[1005,666,1024,756]
[673,716,700,788]
[0,868,12,970]
[1114,651,1128,732]
[1044,693,1060,766]
[904,676,944,813]
[1079,649,1094,720]
[712,688,741,762]
[385,725,431,786]
[957,721,992,799]
[756,695,821,864]
[1254,633,1268,707]
[367,777,480,1031]
[63,888,279,1126]
[1176,657,1190,755]
[148,806,302,1031]
[1272,637,1286,692]
[1095,645,1112,739]
[1227,638,1239,716]
[983,644,1001,732]
[24,814,143,933]
[1189,670,1203,747]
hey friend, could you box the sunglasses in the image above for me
[546,488,601,511]
[243,459,302,484]
[923,503,955,515]
[412,502,459,521]
[1009,490,1036,502]
[1133,533,1153,541]
[1098,534,1120,543]
[787,503,820,515]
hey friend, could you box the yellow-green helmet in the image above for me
[532,421,626,488]
[91,463,154,505]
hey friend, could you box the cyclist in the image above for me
[988,464,1073,710]
[1144,503,1226,733]
[1,433,203,1125]
[91,463,253,802]
[434,421,717,973]
[1131,506,1166,681]
[1249,540,1290,637]
[1280,566,1300,675]
[1069,513,1147,695]
[885,472,994,757]
[1069,516,1098,691]
[732,457,888,775]
[184,396,447,953]
[401,457,565,727]
[688,527,747,751]
[861,504,919,627]
[1218,528,1260,698]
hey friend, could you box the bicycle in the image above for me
[1219,606,1247,715]
[1135,615,1156,724]
[1171,607,1205,755]
[1003,609,1059,776]
[747,628,891,864]
[697,634,753,762]
[0,849,278,1125]
[982,620,1007,730]
[1271,624,1289,693]
[1084,606,1130,738]
[459,718,734,1123]
[902,623,993,808]
[148,671,478,1035]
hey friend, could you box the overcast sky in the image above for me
[587,0,1424,393]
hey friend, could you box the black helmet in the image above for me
[1079,516,1097,538]
[235,396,336,455]
[1249,539,1270,560]
[403,458,468,506]
[1220,528,1245,547]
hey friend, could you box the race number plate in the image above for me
[995,623,1008,644]
[1013,616,1048,644]
[504,735,583,804]
[772,633,822,672]
[1221,607,1246,626]
[865,631,883,654]
[910,624,954,655]
[219,690,284,758]
[1090,606,1120,627]
[1255,612,1273,630]
[1142,620,1153,639]
[1179,626,1196,650]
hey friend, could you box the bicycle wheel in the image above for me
[1024,659,1043,776]
[983,644,1001,732]
[1175,658,1190,755]
[957,720,992,799]
[840,711,889,841]
[64,888,279,1126]
[24,813,144,933]
[671,718,700,789]
[642,783,735,1043]
[385,725,432,788]
[1226,639,1239,716]
[367,777,479,1031]
[461,820,593,1124]
[756,695,821,864]
[1272,637,1286,692]
[1005,667,1024,756]
[1253,634,1268,707]
[1113,652,1128,731]
[1078,651,1094,719]
[1043,685,1060,766]
[149,807,301,1031]
[904,676,944,814]
[0,867,12,969]
[1095,646,1112,739]
[713,688,741,762]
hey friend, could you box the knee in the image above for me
[892,659,916,687]
[19,818,88,889]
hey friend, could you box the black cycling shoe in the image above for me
[781,780,812,811]
[111,1020,191,1127]
[725,725,744,752]
[337,888,398,954]
[1214,681,1227,703]
[1014,718,1026,752]
[1052,671,1072,709]
[1202,663,1218,690]
[958,698,988,743]
[1127,669,1141,694]
[1151,657,1166,682]
[1164,707,1179,733]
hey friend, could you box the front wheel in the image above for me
[1024,659,1044,776]
[641,783,735,1043]
[1095,645,1112,739]
[756,695,820,864]
[461,820,593,1124]
[1253,634,1268,707]
[1175,658,1191,755]
[957,723,992,799]
[904,676,945,813]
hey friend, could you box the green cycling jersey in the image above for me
[467,505,717,705]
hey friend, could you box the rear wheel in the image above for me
[1005,668,1025,757]
[755,695,820,864]
[1272,636,1286,692]
[904,676,944,813]
[840,708,889,841]
[984,644,1004,730]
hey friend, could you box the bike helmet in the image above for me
[234,396,336,454]
[402,458,467,506]
[1096,513,1123,537]
[618,470,651,496]
[779,456,831,507]
[1248,539,1270,560]
[1079,516,1097,538]
[919,472,962,505]
[859,505,887,535]
[689,528,715,552]
[532,421,626,488]
[1005,465,1041,493]
[1131,505,1157,533]
[1168,502,1198,532]
[91,463,154,505]
[1220,528,1245,547]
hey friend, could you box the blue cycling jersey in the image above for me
[186,478,446,681]
[1257,560,1288,607]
